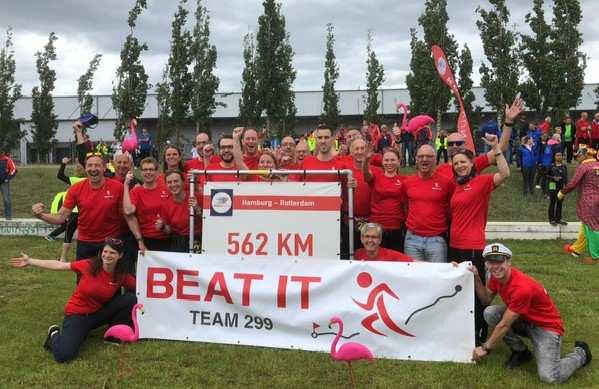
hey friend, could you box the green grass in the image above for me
[1,237,597,388]
[6,164,581,222]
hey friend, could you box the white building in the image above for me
[13,84,599,164]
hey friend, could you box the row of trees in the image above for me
[0,0,596,161]
[406,0,588,127]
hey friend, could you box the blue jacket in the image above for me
[540,143,553,167]
[520,145,536,168]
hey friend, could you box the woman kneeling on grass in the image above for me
[9,238,136,363]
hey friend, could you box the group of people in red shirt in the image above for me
[9,96,592,382]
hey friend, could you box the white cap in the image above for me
[482,243,512,261]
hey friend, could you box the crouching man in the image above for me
[470,242,592,384]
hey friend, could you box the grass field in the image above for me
[5,164,581,222]
[1,237,597,388]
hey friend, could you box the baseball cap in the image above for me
[482,243,512,261]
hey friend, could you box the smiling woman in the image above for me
[7,237,137,363]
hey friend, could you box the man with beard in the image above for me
[471,243,591,384]
[402,144,455,263]
[436,96,523,180]
[31,154,145,262]
[242,128,260,169]
[206,128,248,182]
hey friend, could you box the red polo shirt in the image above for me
[488,267,564,336]
[63,179,125,242]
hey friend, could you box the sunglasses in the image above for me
[447,141,465,146]
[85,152,103,158]
[105,237,124,247]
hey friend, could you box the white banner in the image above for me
[137,252,475,363]
[201,182,341,259]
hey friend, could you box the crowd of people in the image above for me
[7,95,597,384]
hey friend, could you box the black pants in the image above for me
[50,292,136,363]
[436,148,448,164]
[548,189,563,222]
[382,227,405,253]
[144,237,171,252]
[75,240,105,261]
[170,233,202,253]
[521,167,535,196]
[564,141,574,163]
[536,165,548,193]
[448,247,488,346]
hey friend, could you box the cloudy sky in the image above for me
[1,0,597,96]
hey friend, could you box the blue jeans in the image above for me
[403,230,447,263]
[0,180,11,219]
[484,305,586,384]
[51,292,136,363]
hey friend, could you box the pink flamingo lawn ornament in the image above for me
[329,316,374,388]
[395,102,410,134]
[103,303,144,343]
[121,118,138,153]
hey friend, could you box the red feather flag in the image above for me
[431,45,475,153]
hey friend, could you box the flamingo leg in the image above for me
[347,361,356,389]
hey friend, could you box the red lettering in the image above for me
[277,233,292,255]
[294,233,313,256]
[290,276,321,309]
[176,270,201,301]
[205,272,233,304]
[147,267,173,298]
[277,275,288,308]
[234,273,264,306]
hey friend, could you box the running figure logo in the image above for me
[352,272,414,337]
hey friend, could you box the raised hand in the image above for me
[504,96,525,123]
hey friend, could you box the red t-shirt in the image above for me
[435,154,490,180]
[130,185,170,239]
[538,121,551,134]
[243,153,260,170]
[63,179,125,242]
[65,260,136,315]
[402,172,455,237]
[449,174,495,250]
[300,155,341,182]
[335,158,371,218]
[591,121,599,139]
[487,267,564,336]
[206,162,243,182]
[160,193,202,236]
[184,155,222,173]
[576,119,591,140]
[368,168,405,229]
[355,247,413,262]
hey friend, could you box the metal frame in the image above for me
[188,169,354,258]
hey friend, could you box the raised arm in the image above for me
[362,154,374,183]
[122,172,137,216]
[483,137,510,187]
[9,253,71,271]
[232,127,249,171]
[488,96,524,164]
[32,203,71,225]
[57,158,70,184]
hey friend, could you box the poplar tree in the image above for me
[190,0,220,134]
[155,68,172,151]
[0,28,24,153]
[77,54,102,115]
[30,32,58,163]
[164,0,193,145]
[405,28,430,115]
[519,0,552,115]
[256,0,297,138]
[363,31,385,124]
[320,23,340,130]
[112,0,149,140]
[476,0,520,121]
[238,32,261,127]
[550,0,586,118]
[456,44,477,123]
